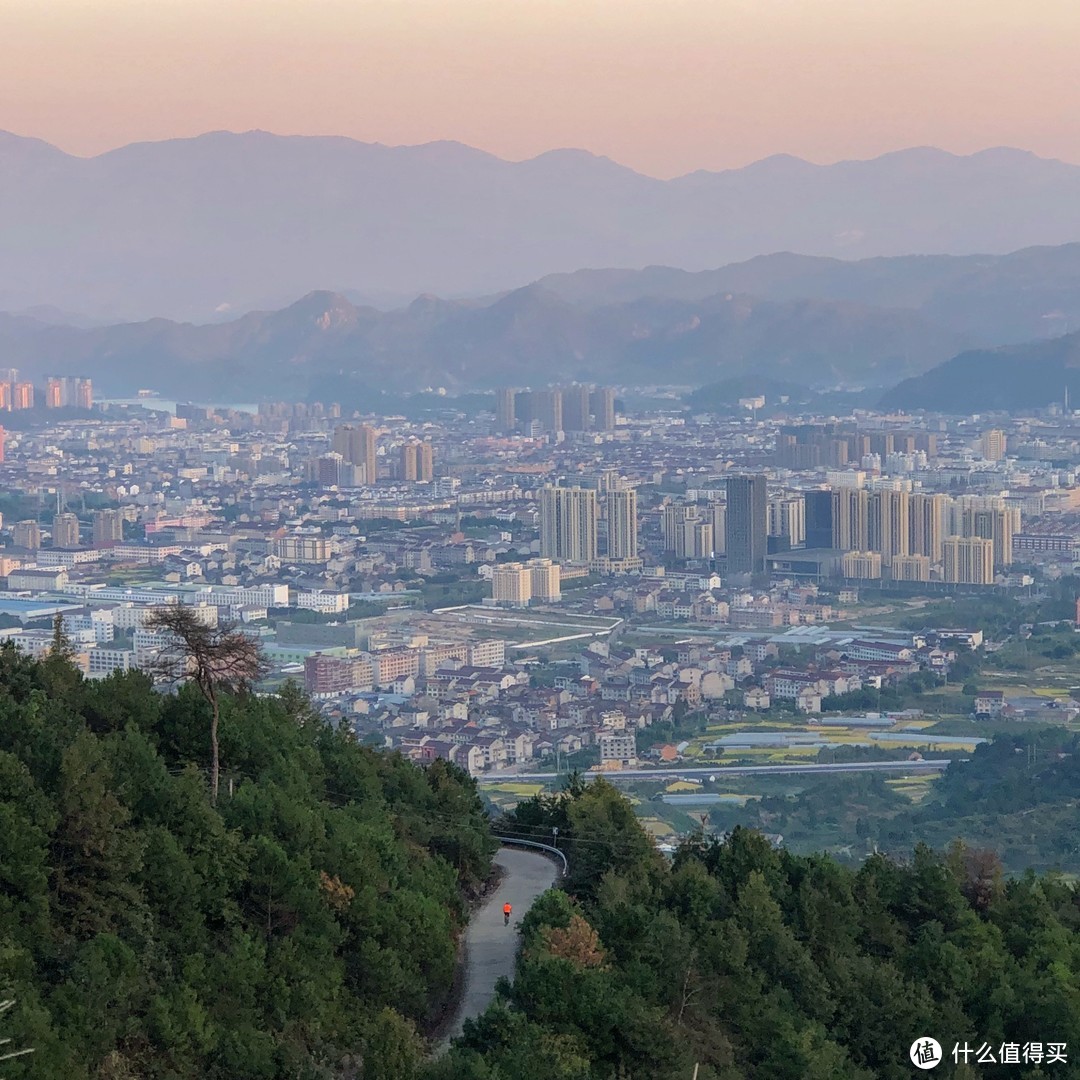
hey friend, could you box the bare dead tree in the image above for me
[147,605,268,804]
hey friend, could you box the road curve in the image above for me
[441,846,557,1045]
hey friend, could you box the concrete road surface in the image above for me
[442,847,557,1044]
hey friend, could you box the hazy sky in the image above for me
[3,0,1080,177]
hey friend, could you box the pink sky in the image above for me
[3,0,1080,177]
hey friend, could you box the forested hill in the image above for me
[434,781,1080,1080]
[0,644,496,1078]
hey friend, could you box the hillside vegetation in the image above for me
[0,645,495,1078]
[437,780,1080,1080]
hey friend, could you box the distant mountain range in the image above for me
[5,130,1080,320]
[0,286,969,400]
[7,240,1080,401]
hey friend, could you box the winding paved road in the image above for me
[442,847,557,1045]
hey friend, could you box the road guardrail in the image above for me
[494,835,568,876]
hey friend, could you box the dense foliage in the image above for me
[443,779,1080,1079]
[703,729,1080,874]
[0,645,496,1078]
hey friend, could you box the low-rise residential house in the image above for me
[598,731,636,766]
[600,677,633,701]
[974,690,1006,717]
[700,671,735,699]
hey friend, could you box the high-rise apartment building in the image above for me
[949,496,1017,567]
[980,430,1007,461]
[867,489,910,566]
[685,521,715,559]
[662,504,698,554]
[92,509,125,546]
[399,443,418,481]
[943,537,994,585]
[529,558,562,602]
[539,486,598,563]
[44,376,93,409]
[12,520,41,550]
[417,442,434,482]
[890,554,931,582]
[605,489,638,561]
[662,505,713,559]
[909,493,948,563]
[768,496,806,549]
[709,502,726,555]
[52,513,80,548]
[589,387,616,431]
[725,474,768,575]
[491,562,533,607]
[842,551,882,579]
[12,383,33,410]
[334,424,378,484]
[495,388,516,432]
[531,390,563,433]
[803,490,834,549]
[316,453,345,488]
[561,385,591,432]
[833,488,870,552]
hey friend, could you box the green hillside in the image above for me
[0,644,495,1078]
[439,781,1080,1080]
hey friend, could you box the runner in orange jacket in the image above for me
[503,902,512,926]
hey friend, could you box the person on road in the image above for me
[503,902,512,926]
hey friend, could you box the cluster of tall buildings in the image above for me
[399,441,434,482]
[44,376,93,410]
[0,372,92,412]
[776,423,938,469]
[537,484,639,570]
[662,502,724,561]
[330,424,378,485]
[0,369,36,411]
[808,488,1016,584]
[12,508,125,552]
[659,475,770,577]
[495,386,616,433]
[654,473,1012,586]
[318,425,435,487]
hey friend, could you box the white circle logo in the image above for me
[910,1038,942,1070]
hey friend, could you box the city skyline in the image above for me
[5,0,1080,178]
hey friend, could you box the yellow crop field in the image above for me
[487,782,545,796]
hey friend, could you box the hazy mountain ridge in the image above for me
[5,130,1080,320]
[0,285,969,400]
[528,244,1080,344]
